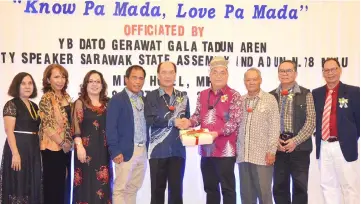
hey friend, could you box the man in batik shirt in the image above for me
[145,61,190,204]
[182,56,242,204]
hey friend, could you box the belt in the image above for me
[13,131,37,135]
[280,132,294,146]
[135,143,145,147]
[280,132,294,140]
[324,137,338,143]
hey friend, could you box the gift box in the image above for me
[179,128,214,146]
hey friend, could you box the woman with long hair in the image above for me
[38,64,73,204]
[0,72,43,203]
[72,70,112,204]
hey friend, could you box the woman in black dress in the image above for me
[0,72,43,203]
[72,70,112,204]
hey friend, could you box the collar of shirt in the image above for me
[275,82,301,95]
[48,89,71,103]
[326,81,340,92]
[245,89,264,100]
[125,88,143,100]
[208,85,229,96]
[158,87,176,97]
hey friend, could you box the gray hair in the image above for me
[244,67,262,79]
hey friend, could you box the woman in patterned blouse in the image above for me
[38,64,73,204]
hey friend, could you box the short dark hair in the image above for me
[157,62,177,73]
[125,65,146,78]
[279,60,297,72]
[8,72,38,98]
[42,64,69,93]
[322,58,341,69]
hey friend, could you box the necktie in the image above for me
[322,90,333,140]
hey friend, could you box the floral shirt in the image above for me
[189,85,243,157]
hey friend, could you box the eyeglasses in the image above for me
[88,80,101,84]
[322,67,338,74]
[278,69,295,74]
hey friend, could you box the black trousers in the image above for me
[64,151,71,204]
[201,157,236,204]
[273,151,311,204]
[42,149,71,204]
[149,156,185,204]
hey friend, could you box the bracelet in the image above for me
[75,140,82,146]
[59,140,65,147]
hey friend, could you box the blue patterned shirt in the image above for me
[145,88,190,159]
[125,88,147,144]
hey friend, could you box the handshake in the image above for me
[174,118,191,130]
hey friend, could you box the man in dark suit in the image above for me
[106,65,148,204]
[312,58,360,204]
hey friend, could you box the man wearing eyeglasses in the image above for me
[312,58,360,204]
[270,60,316,204]
[179,56,242,204]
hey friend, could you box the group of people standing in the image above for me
[0,64,112,204]
[0,56,359,204]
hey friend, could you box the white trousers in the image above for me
[318,140,360,204]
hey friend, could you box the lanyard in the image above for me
[130,96,143,112]
[161,89,177,111]
[245,97,259,113]
[207,91,222,110]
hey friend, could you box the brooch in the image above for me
[221,94,228,102]
[338,97,348,108]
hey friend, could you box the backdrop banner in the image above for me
[0,0,359,203]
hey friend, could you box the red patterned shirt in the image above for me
[190,85,243,157]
